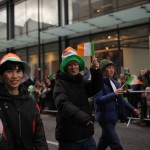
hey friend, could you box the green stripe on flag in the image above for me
[125,76,134,85]
[91,41,94,56]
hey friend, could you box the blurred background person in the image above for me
[45,75,56,112]
[83,66,91,80]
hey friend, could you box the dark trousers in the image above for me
[97,122,123,150]
[58,136,96,150]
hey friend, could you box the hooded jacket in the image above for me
[94,78,135,123]
[53,68,103,142]
[0,84,48,150]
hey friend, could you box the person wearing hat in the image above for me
[0,53,48,150]
[124,68,131,79]
[123,68,131,89]
[44,75,56,112]
[53,47,103,150]
[94,59,140,150]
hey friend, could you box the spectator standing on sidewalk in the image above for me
[53,46,103,150]
[94,59,140,150]
[0,53,48,150]
[45,75,56,112]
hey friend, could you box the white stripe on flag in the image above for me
[84,42,91,56]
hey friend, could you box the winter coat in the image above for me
[94,78,135,123]
[0,85,48,150]
[53,68,103,142]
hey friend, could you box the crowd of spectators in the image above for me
[23,66,150,125]
[118,68,150,124]
[23,74,57,113]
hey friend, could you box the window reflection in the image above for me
[14,0,58,37]
[41,0,58,28]
[0,9,6,40]
[68,0,148,24]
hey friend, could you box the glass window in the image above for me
[0,8,6,41]
[118,0,148,11]
[119,25,149,75]
[0,52,6,60]
[68,0,148,23]
[44,51,59,79]
[68,0,90,24]
[44,43,59,79]
[91,31,122,73]
[15,49,27,62]
[41,0,58,29]
[92,31,118,51]
[68,0,114,23]
[28,46,39,79]
[27,44,60,80]
[14,0,59,38]
[91,0,116,17]
[120,25,149,49]
[69,36,90,49]
[14,0,38,37]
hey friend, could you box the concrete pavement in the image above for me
[42,114,150,150]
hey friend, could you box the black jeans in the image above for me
[58,136,96,150]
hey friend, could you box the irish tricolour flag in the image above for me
[77,41,94,56]
[125,75,142,85]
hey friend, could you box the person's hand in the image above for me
[132,109,140,116]
[86,120,93,126]
[48,88,51,91]
[115,88,124,96]
[91,58,99,70]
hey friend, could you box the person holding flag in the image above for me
[53,46,103,150]
[94,59,140,150]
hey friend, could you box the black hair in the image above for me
[0,61,24,75]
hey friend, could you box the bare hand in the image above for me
[91,58,99,70]
[132,109,140,116]
[115,88,124,96]
[86,120,93,126]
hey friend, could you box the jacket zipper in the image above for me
[18,110,21,137]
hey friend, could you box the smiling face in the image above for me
[66,60,80,75]
[3,66,24,94]
[103,64,115,78]
[0,61,24,95]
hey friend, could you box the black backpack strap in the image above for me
[0,101,20,150]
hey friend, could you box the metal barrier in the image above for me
[40,90,150,126]
[41,109,57,115]
[126,90,150,126]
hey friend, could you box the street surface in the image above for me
[42,114,150,150]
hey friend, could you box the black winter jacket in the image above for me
[53,68,103,142]
[0,85,48,150]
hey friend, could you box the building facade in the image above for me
[0,0,150,80]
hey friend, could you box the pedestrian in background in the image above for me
[94,59,140,150]
[0,53,48,150]
[53,47,103,150]
[45,75,56,112]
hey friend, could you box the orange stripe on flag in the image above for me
[77,43,84,56]
[137,80,142,84]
